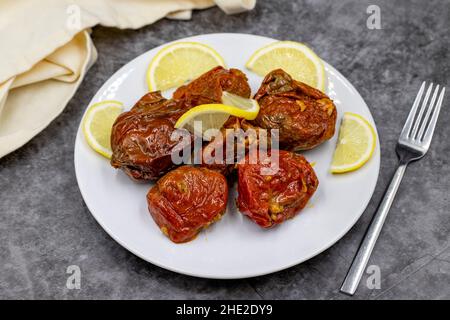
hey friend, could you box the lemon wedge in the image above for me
[246,41,327,91]
[147,41,226,91]
[174,92,259,140]
[83,100,124,159]
[330,112,376,173]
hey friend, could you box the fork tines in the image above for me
[401,81,446,146]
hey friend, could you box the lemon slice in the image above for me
[83,100,124,159]
[147,41,226,91]
[246,41,327,91]
[174,92,259,140]
[330,112,376,173]
[221,91,256,111]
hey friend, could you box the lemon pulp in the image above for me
[330,112,376,173]
[83,100,123,159]
[246,41,326,91]
[147,42,225,91]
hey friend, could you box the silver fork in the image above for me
[340,82,446,296]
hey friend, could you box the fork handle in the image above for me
[340,162,408,295]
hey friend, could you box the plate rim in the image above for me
[74,32,381,279]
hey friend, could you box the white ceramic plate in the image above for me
[74,33,380,279]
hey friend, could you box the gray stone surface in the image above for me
[0,0,449,299]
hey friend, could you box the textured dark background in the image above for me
[1,0,449,299]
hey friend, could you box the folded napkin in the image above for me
[0,0,256,158]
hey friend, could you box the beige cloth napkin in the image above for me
[0,0,256,158]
